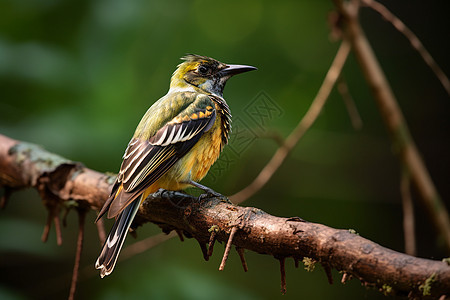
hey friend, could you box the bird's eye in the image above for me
[198,65,209,75]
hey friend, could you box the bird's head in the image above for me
[170,54,257,97]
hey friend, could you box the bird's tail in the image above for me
[95,195,142,278]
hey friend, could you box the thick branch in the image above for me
[0,133,449,298]
[137,194,450,298]
[0,134,113,211]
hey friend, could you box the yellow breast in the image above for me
[189,115,223,181]
[154,112,224,191]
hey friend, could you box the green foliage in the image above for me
[0,0,449,299]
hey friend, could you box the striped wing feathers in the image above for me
[98,94,217,219]
[148,104,215,147]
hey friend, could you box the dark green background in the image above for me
[1,0,449,299]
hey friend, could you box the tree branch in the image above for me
[0,133,449,298]
[361,0,450,97]
[401,169,417,256]
[230,40,351,204]
[334,0,450,252]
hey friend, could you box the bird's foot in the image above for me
[154,188,171,199]
[198,190,231,204]
[187,180,231,204]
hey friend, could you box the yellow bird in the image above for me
[95,54,256,277]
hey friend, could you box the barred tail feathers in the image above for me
[95,196,142,278]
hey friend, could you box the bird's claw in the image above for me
[154,188,170,199]
[197,191,231,204]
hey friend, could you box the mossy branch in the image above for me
[0,133,449,298]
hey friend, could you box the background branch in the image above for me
[0,133,449,298]
[401,169,416,256]
[230,40,351,204]
[337,76,363,130]
[361,0,450,97]
[334,0,450,252]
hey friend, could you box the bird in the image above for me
[95,54,256,278]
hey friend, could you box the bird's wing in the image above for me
[97,93,216,220]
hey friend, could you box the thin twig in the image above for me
[0,187,12,209]
[95,217,106,246]
[41,211,52,243]
[41,205,63,245]
[322,263,334,285]
[337,76,363,130]
[68,208,87,300]
[259,131,285,146]
[230,40,351,204]
[207,230,217,257]
[219,226,238,271]
[197,239,209,261]
[279,257,287,294]
[341,272,351,284]
[54,214,63,246]
[175,229,185,242]
[236,247,248,272]
[362,0,450,97]
[336,0,450,251]
[401,170,416,256]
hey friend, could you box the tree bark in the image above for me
[0,134,449,298]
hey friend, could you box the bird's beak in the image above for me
[219,64,257,77]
